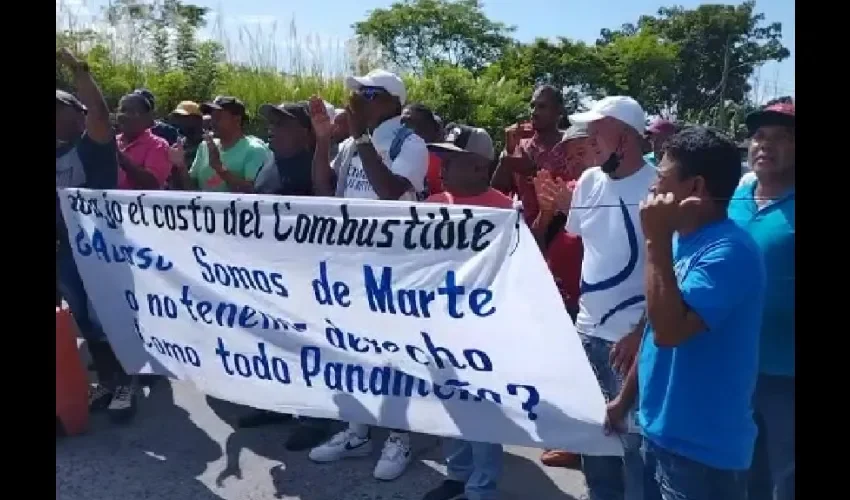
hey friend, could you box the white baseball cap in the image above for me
[569,96,646,135]
[344,69,407,105]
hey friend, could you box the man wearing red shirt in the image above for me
[491,85,591,470]
[422,130,512,500]
[491,87,592,315]
[115,92,172,190]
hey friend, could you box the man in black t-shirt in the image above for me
[57,49,141,423]
[254,102,316,196]
[245,102,337,450]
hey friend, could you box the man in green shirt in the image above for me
[172,96,272,192]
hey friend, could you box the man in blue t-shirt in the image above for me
[728,100,795,500]
[635,127,766,500]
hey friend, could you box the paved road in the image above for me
[56,378,589,500]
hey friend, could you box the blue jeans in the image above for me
[58,242,126,383]
[642,439,748,500]
[444,438,503,500]
[579,333,644,500]
[749,375,795,500]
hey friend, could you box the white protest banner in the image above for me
[59,188,623,456]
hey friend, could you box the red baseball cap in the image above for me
[745,102,795,136]
[646,118,678,136]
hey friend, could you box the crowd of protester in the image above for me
[56,46,795,500]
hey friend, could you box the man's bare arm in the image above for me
[356,142,412,200]
[312,138,337,196]
[57,49,111,144]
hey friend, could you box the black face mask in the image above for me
[601,131,626,175]
[601,152,620,174]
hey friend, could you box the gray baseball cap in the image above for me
[429,127,495,161]
[563,122,589,142]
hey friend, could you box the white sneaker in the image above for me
[308,428,372,463]
[373,432,412,481]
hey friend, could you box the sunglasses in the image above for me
[357,86,389,101]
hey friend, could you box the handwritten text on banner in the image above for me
[59,189,622,456]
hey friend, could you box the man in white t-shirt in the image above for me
[307,69,428,482]
[555,96,656,500]
[311,69,428,201]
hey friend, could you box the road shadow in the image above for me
[203,377,446,500]
[56,381,224,500]
[425,362,581,500]
[204,395,294,488]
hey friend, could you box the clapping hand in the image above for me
[169,138,186,168]
[204,133,222,171]
[308,96,333,141]
[534,170,575,213]
[347,92,368,138]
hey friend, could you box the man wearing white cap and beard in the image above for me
[307,69,428,481]
[538,96,656,500]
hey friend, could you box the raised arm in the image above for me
[308,96,337,196]
[56,48,111,145]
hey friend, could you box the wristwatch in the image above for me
[354,133,372,146]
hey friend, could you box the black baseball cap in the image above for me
[200,96,248,118]
[56,89,87,113]
[133,88,156,109]
[120,92,153,112]
[258,102,312,130]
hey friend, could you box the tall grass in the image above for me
[55,1,528,144]
[56,1,389,119]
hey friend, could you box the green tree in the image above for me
[631,1,790,116]
[407,64,528,149]
[487,33,679,116]
[591,30,679,115]
[103,0,210,72]
[58,0,221,115]
[353,0,515,72]
[170,0,209,72]
[485,38,600,114]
